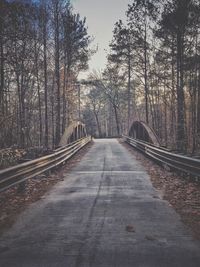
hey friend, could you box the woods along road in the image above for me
[0,139,200,267]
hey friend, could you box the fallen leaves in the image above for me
[121,140,200,240]
[126,225,136,233]
[0,148,26,169]
[0,141,94,235]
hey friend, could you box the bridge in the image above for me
[0,120,199,192]
[0,121,200,266]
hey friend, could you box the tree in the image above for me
[108,20,134,131]
[87,86,105,137]
[158,0,200,151]
[41,0,49,148]
[0,0,92,149]
[60,5,92,131]
[126,0,159,124]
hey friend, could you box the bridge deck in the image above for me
[0,139,200,267]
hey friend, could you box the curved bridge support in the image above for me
[129,121,161,146]
[59,121,88,146]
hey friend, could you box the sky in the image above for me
[72,0,132,77]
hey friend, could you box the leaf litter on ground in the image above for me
[120,139,200,240]
[0,141,94,236]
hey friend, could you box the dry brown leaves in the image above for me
[0,148,26,169]
[0,141,94,236]
[121,140,200,240]
[126,225,136,233]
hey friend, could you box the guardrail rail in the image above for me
[0,136,91,192]
[123,135,200,178]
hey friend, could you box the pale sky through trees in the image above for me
[72,0,132,77]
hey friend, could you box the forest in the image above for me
[0,0,93,150]
[1,0,200,154]
[85,0,200,154]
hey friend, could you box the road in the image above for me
[0,139,200,267]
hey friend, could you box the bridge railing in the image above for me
[0,136,91,192]
[123,135,200,178]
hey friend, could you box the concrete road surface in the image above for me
[0,139,200,267]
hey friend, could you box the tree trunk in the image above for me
[16,74,25,148]
[197,66,200,150]
[62,61,67,134]
[94,112,102,137]
[176,30,186,152]
[51,78,55,148]
[43,3,48,148]
[127,44,131,131]
[36,59,43,147]
[144,17,149,124]
[0,13,4,115]
[54,1,61,146]
[113,104,120,136]
[170,42,176,148]
[34,37,43,147]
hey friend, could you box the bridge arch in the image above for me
[59,121,87,146]
[129,121,161,146]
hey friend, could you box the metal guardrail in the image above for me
[123,135,200,178]
[0,136,91,192]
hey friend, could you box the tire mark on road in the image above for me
[88,172,111,267]
[75,153,107,267]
